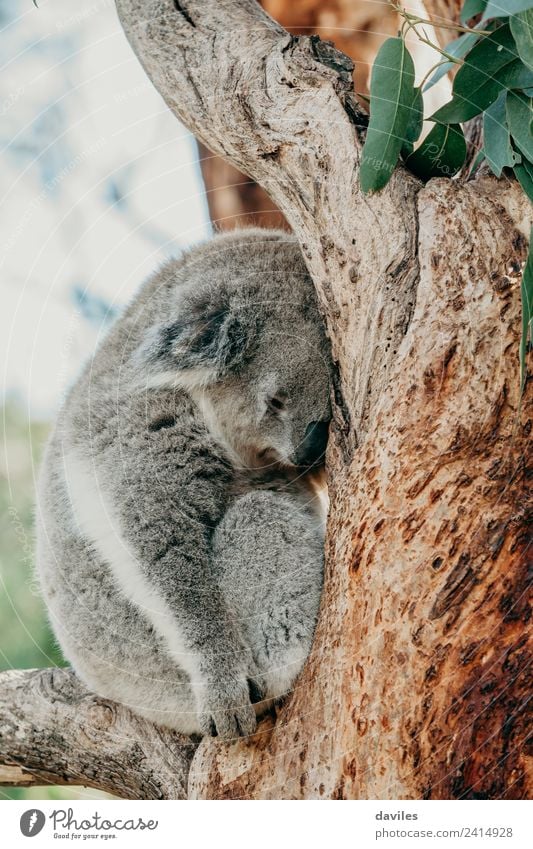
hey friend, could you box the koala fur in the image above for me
[36,229,332,739]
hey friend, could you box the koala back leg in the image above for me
[213,491,324,704]
[38,509,200,734]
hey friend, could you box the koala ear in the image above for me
[133,296,258,389]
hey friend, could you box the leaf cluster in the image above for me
[359,1,533,385]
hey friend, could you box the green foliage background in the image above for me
[0,402,108,800]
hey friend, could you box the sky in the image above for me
[0,0,211,418]
[0,0,451,420]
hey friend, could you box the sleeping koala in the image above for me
[37,229,332,739]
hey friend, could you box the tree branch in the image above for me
[0,668,198,799]
[2,0,529,801]
[114,0,420,451]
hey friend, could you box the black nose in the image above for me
[298,420,329,467]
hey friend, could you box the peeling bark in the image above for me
[0,0,530,799]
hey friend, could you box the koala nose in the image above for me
[297,420,329,467]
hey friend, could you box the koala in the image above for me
[36,229,332,739]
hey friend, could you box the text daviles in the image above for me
[375,811,418,821]
[50,809,158,832]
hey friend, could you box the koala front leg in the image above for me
[168,579,265,739]
[214,491,325,702]
[64,442,263,739]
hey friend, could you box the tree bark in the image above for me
[197,0,398,230]
[0,668,197,798]
[1,0,530,799]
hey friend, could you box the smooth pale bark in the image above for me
[0,0,530,799]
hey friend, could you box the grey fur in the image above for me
[36,229,331,739]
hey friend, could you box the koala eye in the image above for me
[266,395,286,414]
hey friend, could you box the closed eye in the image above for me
[267,395,286,414]
[148,414,176,432]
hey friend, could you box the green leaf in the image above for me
[431,25,519,123]
[360,37,416,193]
[401,87,424,157]
[424,31,482,92]
[510,10,533,72]
[461,0,487,23]
[506,90,533,161]
[497,58,533,89]
[484,92,521,176]
[519,230,533,390]
[514,158,533,202]
[483,1,533,21]
[404,123,466,181]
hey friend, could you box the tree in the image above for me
[197,0,397,229]
[1,0,530,799]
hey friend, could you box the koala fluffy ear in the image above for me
[133,295,258,388]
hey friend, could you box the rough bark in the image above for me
[198,0,397,230]
[113,0,421,447]
[0,668,197,798]
[197,139,288,230]
[1,0,530,799]
[189,178,532,800]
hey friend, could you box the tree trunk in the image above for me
[191,176,532,800]
[197,0,398,230]
[1,0,530,799]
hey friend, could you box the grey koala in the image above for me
[36,229,332,739]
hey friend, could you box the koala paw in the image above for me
[196,674,265,740]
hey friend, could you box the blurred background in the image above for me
[0,0,449,800]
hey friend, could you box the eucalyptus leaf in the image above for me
[514,158,533,203]
[484,92,521,176]
[483,0,533,21]
[519,230,533,390]
[431,25,519,123]
[497,58,533,90]
[360,37,416,193]
[404,123,466,181]
[510,10,533,73]
[506,91,533,162]
[461,0,487,23]
[424,32,481,92]
[401,87,424,158]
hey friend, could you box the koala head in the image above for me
[136,232,332,471]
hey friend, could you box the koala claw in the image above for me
[197,675,263,740]
[247,676,266,705]
[199,705,257,740]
